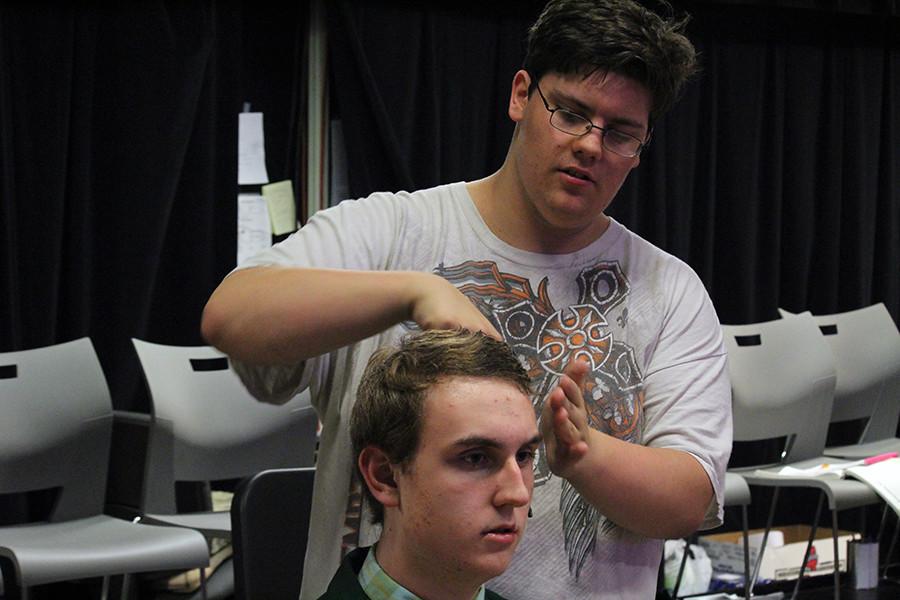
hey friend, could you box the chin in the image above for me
[469,552,517,581]
[544,201,604,226]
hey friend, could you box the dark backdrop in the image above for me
[0,0,306,411]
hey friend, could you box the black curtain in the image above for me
[327,0,899,326]
[326,0,545,197]
[0,1,306,411]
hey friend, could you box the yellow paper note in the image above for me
[262,180,297,235]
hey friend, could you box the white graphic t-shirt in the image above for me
[234,182,732,600]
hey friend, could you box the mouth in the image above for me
[482,524,519,545]
[559,167,593,183]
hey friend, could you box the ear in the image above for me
[358,446,401,509]
[508,69,532,123]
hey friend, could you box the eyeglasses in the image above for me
[533,82,647,158]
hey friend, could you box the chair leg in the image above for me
[671,535,698,599]
[741,504,751,600]
[830,508,841,600]
[883,509,900,578]
[876,503,890,545]
[101,575,110,600]
[199,565,208,600]
[120,573,131,600]
[671,539,689,599]
[790,491,825,600]
[750,487,781,596]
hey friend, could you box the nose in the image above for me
[493,457,532,508]
[571,127,605,160]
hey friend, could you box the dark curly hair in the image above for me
[524,0,698,120]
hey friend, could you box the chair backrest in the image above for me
[807,304,900,443]
[723,314,836,465]
[230,467,315,600]
[132,339,318,514]
[0,338,113,521]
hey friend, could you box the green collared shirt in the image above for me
[358,546,487,600]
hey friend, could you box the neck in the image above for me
[467,164,610,255]
[375,530,481,600]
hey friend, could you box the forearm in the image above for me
[566,431,713,539]
[201,267,427,365]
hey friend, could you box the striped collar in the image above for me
[358,546,486,600]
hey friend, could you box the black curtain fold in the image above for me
[328,0,547,196]
[0,1,306,410]
[328,0,899,326]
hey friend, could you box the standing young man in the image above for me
[319,329,540,600]
[202,1,732,597]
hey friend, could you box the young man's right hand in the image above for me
[408,273,502,340]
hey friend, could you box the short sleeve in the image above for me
[641,268,732,529]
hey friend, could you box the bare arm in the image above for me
[541,361,713,539]
[201,266,500,365]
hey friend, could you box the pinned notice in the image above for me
[237,194,271,266]
[262,180,297,235]
[238,112,269,185]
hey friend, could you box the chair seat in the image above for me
[825,438,900,460]
[724,472,752,507]
[0,515,210,587]
[735,458,881,511]
[142,511,232,539]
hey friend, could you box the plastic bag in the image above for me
[664,538,713,596]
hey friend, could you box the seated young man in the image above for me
[318,329,541,600]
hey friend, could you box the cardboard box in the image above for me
[698,525,860,582]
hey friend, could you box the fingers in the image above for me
[546,388,582,445]
[546,399,589,465]
[563,357,591,387]
[557,377,587,426]
[442,319,502,341]
[428,317,500,340]
[411,274,502,339]
[429,298,499,338]
[541,384,590,475]
[476,318,503,341]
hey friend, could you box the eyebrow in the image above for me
[452,434,542,450]
[550,89,647,133]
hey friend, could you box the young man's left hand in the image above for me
[540,359,592,478]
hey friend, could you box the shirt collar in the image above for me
[358,546,486,600]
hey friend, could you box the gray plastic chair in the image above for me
[0,338,210,599]
[782,305,900,575]
[119,339,318,540]
[796,304,900,460]
[230,467,315,600]
[724,315,881,600]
